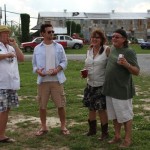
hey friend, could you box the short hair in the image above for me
[40,24,53,33]
[114,29,128,48]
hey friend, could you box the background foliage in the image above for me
[20,13,30,42]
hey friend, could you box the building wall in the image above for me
[37,15,150,41]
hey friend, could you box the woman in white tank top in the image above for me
[82,29,110,141]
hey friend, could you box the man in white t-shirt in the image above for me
[0,25,24,143]
[32,24,70,136]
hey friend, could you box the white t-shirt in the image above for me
[42,43,58,82]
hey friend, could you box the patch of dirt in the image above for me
[135,104,150,111]
[77,94,83,98]
[140,99,150,103]
[144,116,150,121]
[8,115,60,130]
[8,114,86,131]
[18,96,36,101]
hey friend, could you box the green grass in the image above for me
[1,61,150,150]
[23,44,150,55]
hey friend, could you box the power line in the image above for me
[1,9,38,19]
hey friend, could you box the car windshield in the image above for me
[35,38,43,43]
[137,39,144,43]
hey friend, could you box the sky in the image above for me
[0,0,150,31]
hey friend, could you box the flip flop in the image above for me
[61,129,70,135]
[35,129,48,136]
[0,137,16,143]
[108,138,122,144]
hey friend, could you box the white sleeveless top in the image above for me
[85,45,108,87]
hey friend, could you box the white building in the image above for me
[31,10,150,41]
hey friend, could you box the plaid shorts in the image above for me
[0,89,19,112]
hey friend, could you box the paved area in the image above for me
[25,54,150,75]
[137,54,150,75]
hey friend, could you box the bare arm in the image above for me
[9,38,24,62]
[118,57,140,75]
[105,46,111,57]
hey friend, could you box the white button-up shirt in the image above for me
[0,42,20,90]
[32,41,67,84]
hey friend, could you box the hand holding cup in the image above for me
[80,69,88,78]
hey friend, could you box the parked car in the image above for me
[20,37,44,52]
[140,42,150,49]
[55,35,83,49]
[20,35,83,52]
[137,38,145,44]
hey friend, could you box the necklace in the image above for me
[93,47,101,58]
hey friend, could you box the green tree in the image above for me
[66,21,71,35]
[71,21,76,36]
[66,21,82,36]
[20,13,30,42]
[76,24,81,34]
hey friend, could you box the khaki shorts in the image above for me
[37,82,66,109]
[106,96,134,123]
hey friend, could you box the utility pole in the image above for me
[0,7,2,25]
[4,4,6,25]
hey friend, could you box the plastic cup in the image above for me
[80,69,88,78]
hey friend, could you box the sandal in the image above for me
[61,129,70,135]
[108,138,122,144]
[119,140,131,148]
[35,129,48,136]
[0,137,16,143]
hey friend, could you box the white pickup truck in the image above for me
[55,35,83,49]
[20,35,84,52]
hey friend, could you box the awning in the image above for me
[31,24,67,34]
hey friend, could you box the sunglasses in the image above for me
[47,30,54,34]
[112,35,123,39]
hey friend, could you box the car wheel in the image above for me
[25,47,32,52]
[74,44,80,49]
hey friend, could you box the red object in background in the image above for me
[72,33,85,44]
[57,41,67,48]
[80,69,88,78]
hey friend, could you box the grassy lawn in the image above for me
[23,44,150,55]
[1,61,150,150]
[65,44,150,54]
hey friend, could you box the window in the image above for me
[60,36,64,40]
[93,20,98,24]
[65,36,72,40]
[59,20,63,26]
[45,21,51,24]
[35,38,43,43]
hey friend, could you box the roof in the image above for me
[86,13,110,19]
[38,11,150,20]
[31,23,67,34]
[110,12,150,19]
[31,11,150,30]
[39,12,86,18]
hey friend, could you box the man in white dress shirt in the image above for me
[0,25,24,143]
